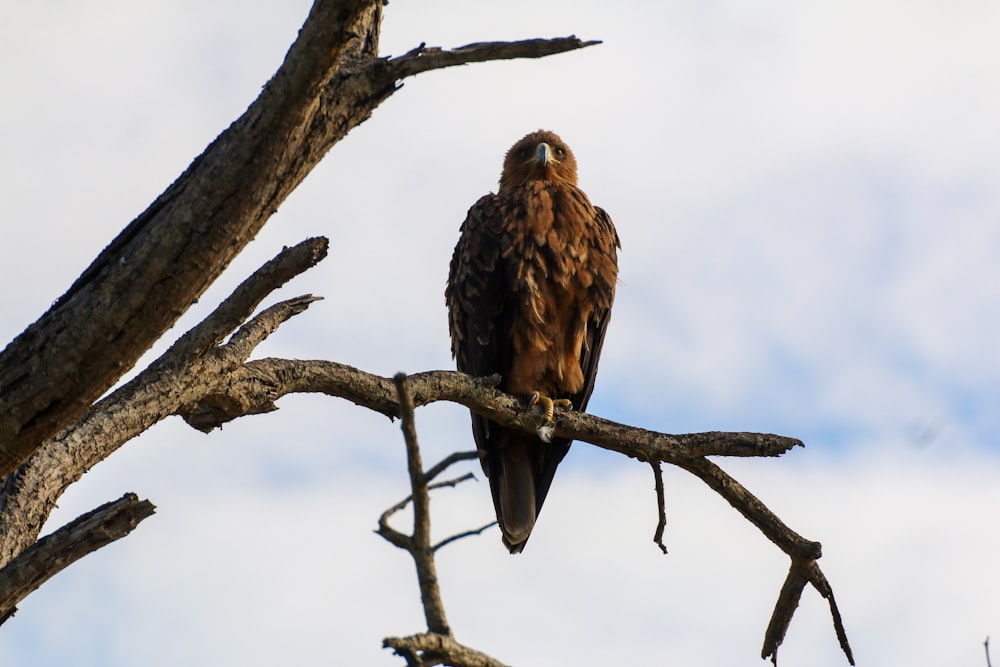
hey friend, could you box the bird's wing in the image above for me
[570,205,621,413]
[530,204,618,537]
[446,193,511,464]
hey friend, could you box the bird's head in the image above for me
[499,130,579,193]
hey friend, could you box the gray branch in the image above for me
[0,493,155,624]
[384,632,512,667]
[0,239,327,567]
[181,361,851,664]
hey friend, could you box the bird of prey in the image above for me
[446,130,620,553]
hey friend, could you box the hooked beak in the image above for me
[534,142,556,166]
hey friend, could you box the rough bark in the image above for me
[0,239,328,566]
[0,494,155,624]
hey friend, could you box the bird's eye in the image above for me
[555,147,566,158]
[519,146,532,158]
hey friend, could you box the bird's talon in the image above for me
[526,392,571,423]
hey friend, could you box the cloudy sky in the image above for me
[2,1,1000,665]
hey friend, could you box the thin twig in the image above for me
[424,450,478,483]
[392,373,450,636]
[986,636,993,667]
[807,562,853,665]
[650,461,668,554]
[433,522,497,553]
[376,473,477,536]
[428,472,476,492]
[376,464,492,554]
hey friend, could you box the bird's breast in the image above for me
[500,183,610,396]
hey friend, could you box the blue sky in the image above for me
[2,1,1000,665]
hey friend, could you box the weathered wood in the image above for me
[0,493,155,625]
[0,240,327,566]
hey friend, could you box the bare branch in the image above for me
[762,561,809,664]
[385,36,601,80]
[650,461,668,554]
[673,456,820,561]
[376,386,514,664]
[428,472,476,492]
[392,373,450,636]
[433,522,496,553]
[0,241,326,566]
[165,238,328,365]
[187,364,848,663]
[805,561,854,665]
[183,363,803,459]
[384,633,512,667]
[0,493,155,623]
[424,451,478,483]
[761,557,854,665]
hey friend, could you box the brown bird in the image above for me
[445,130,620,553]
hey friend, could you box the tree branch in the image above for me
[391,373,450,636]
[383,633,512,667]
[0,493,155,624]
[650,460,668,554]
[673,456,820,560]
[0,239,327,567]
[376,385,516,665]
[384,36,600,80]
[424,451,478,484]
[432,521,496,554]
[185,363,850,664]
[182,362,803,459]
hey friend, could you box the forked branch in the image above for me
[0,239,328,569]
[377,374,509,666]
[206,363,850,664]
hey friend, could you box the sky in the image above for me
[1,0,1000,665]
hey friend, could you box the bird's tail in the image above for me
[498,437,537,554]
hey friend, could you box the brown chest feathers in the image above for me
[499,181,618,397]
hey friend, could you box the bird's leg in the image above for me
[528,392,573,423]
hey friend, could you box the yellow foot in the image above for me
[528,392,573,423]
